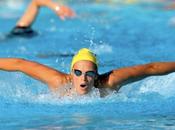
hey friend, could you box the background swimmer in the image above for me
[9,0,75,37]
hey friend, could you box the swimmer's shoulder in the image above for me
[48,73,72,91]
[95,71,122,91]
[95,71,113,88]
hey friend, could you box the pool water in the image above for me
[1,0,175,129]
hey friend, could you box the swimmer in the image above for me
[0,48,175,96]
[8,0,75,37]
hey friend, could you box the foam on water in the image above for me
[1,71,175,106]
[139,73,175,97]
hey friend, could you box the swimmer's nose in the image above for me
[82,74,87,81]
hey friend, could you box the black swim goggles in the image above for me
[73,69,97,78]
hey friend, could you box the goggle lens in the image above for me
[73,69,96,78]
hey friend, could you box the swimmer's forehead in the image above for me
[73,60,97,69]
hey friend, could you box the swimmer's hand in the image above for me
[55,5,76,20]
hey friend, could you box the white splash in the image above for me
[139,73,175,98]
[90,42,113,55]
[1,72,175,105]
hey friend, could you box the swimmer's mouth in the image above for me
[80,84,87,88]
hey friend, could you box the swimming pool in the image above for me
[1,0,175,129]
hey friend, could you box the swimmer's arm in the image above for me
[0,58,70,90]
[101,62,175,90]
[17,0,75,27]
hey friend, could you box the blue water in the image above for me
[1,1,175,129]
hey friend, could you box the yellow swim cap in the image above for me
[71,48,97,70]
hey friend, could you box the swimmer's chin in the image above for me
[77,89,89,95]
[78,85,91,95]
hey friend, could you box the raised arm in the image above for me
[17,0,75,27]
[99,62,175,90]
[0,58,70,90]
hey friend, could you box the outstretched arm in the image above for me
[0,58,70,90]
[100,62,175,90]
[17,0,75,27]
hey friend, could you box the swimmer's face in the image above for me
[71,60,97,95]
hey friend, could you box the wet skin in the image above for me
[71,60,97,95]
